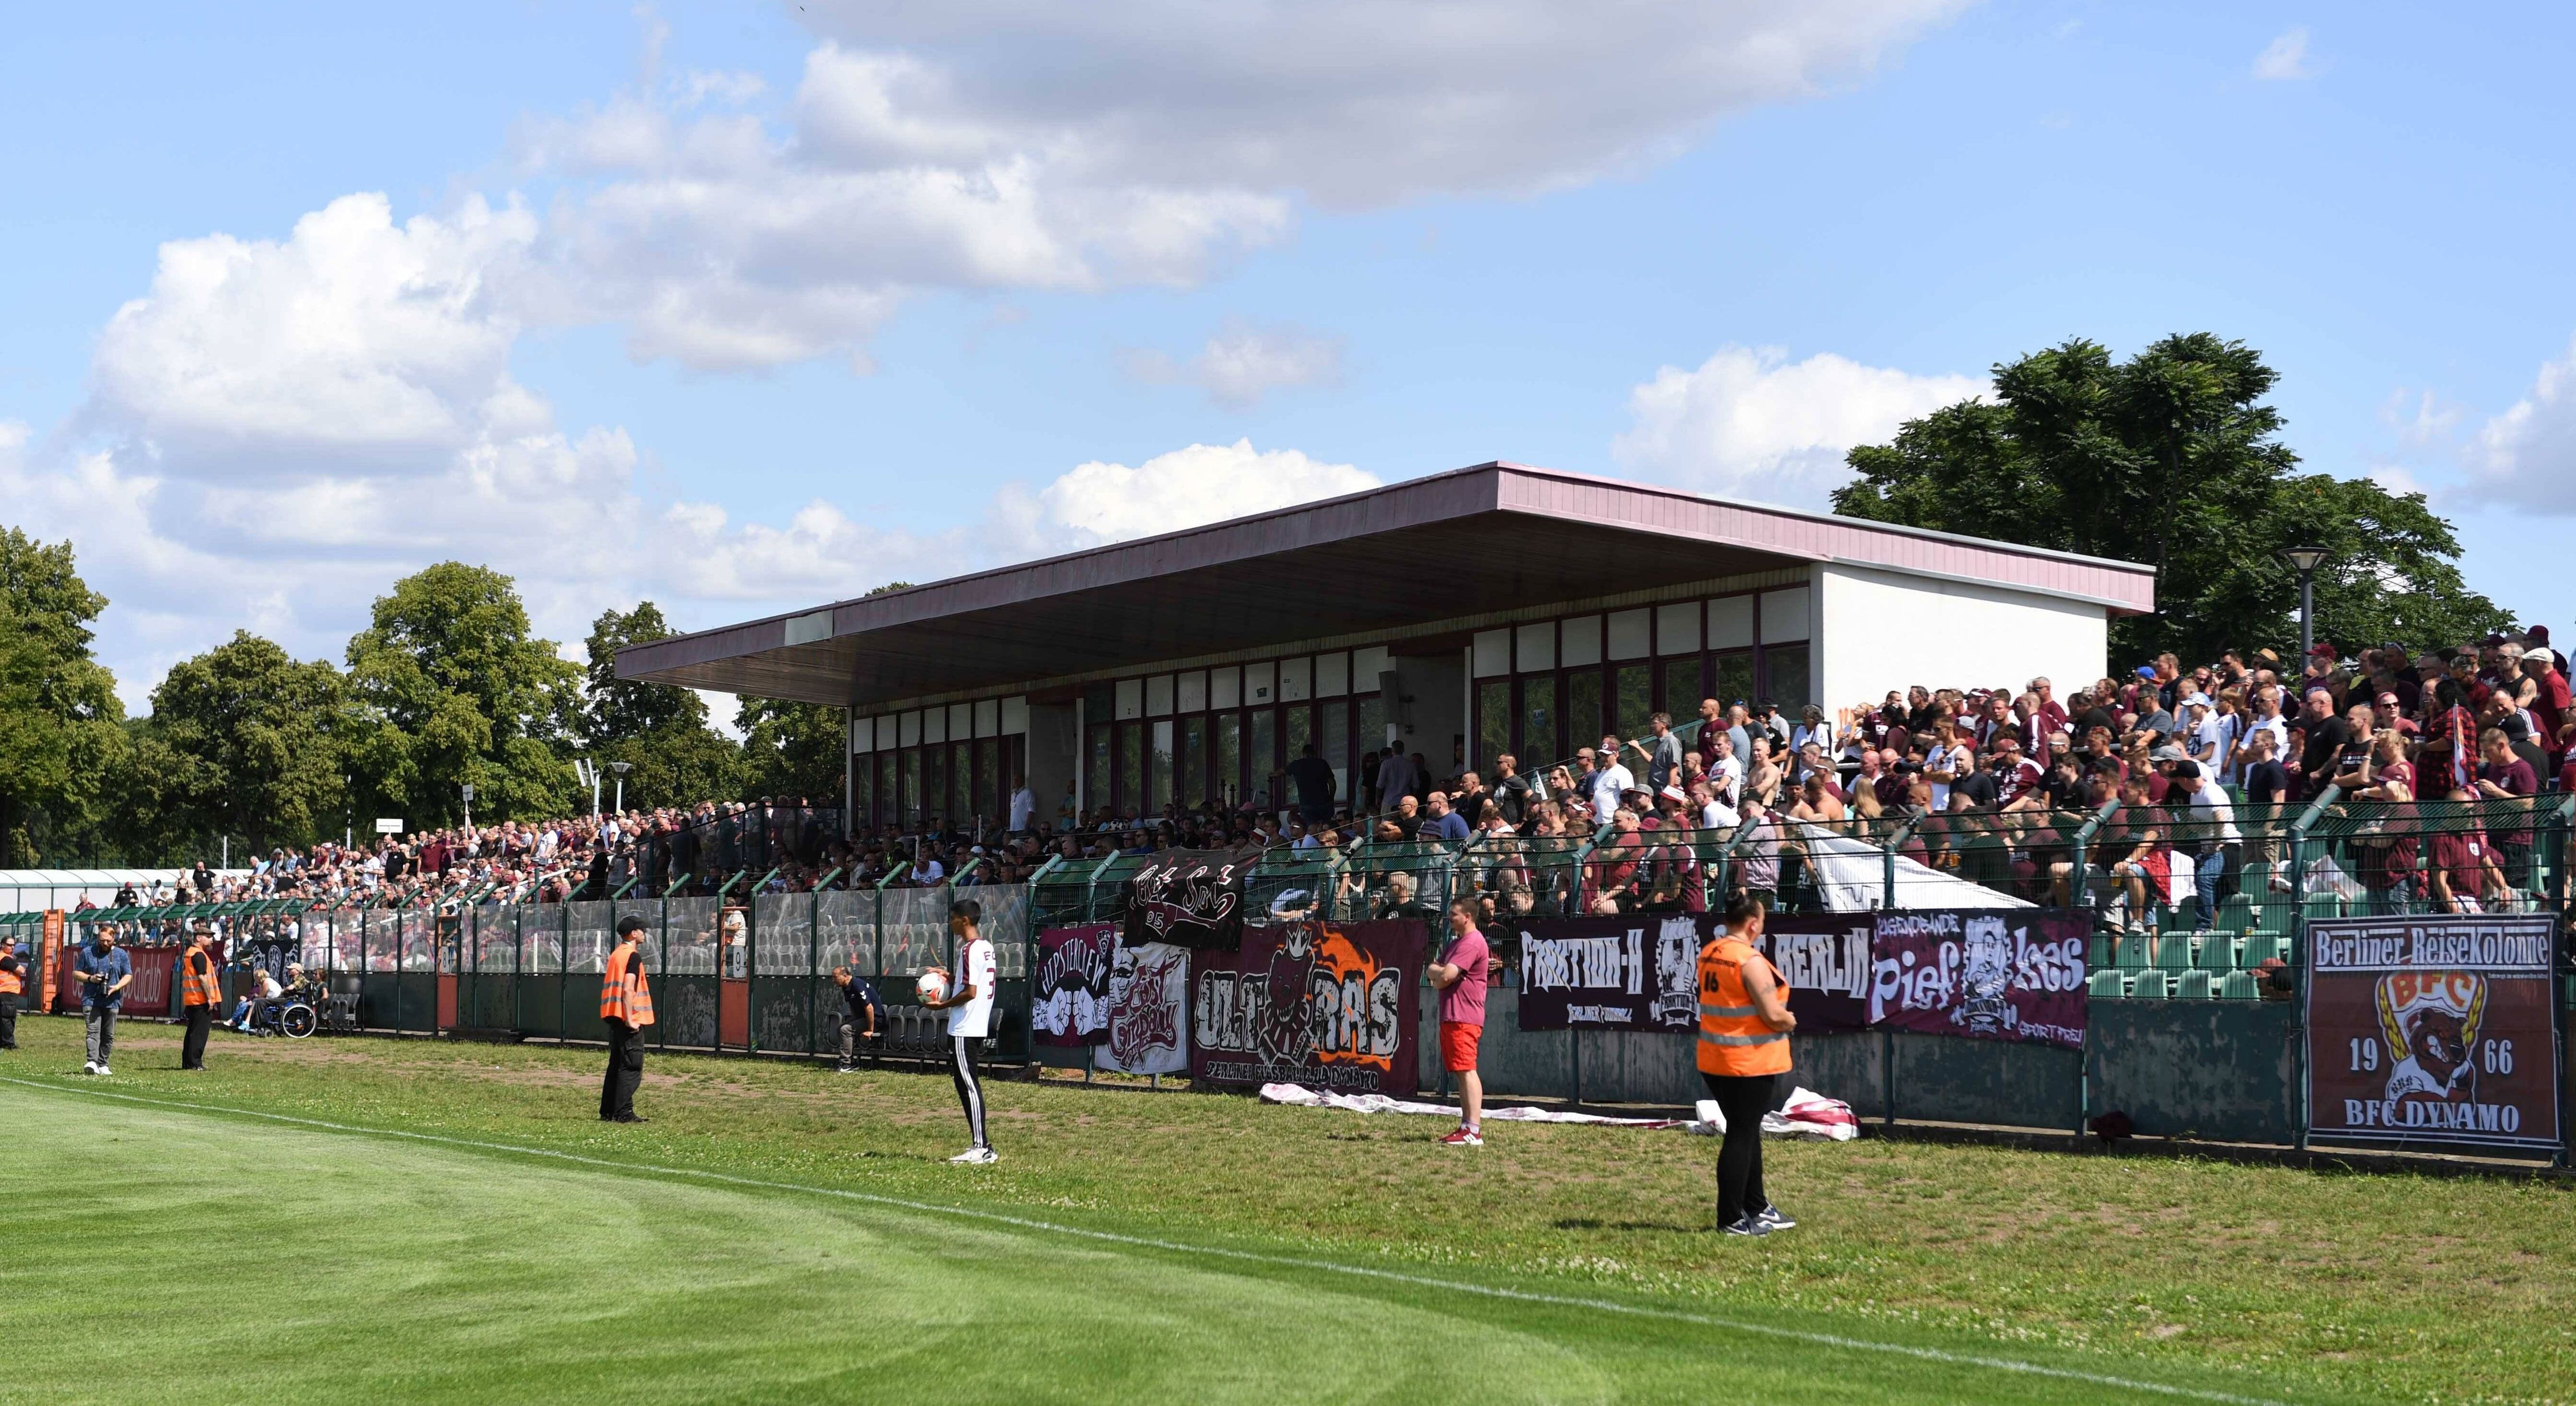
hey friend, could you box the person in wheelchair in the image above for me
[226,964,284,1033]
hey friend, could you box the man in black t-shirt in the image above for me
[2296,689,2349,801]
[832,967,883,1072]
[2239,729,2291,869]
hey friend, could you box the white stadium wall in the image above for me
[1814,564,2109,713]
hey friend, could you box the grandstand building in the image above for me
[618,462,2156,831]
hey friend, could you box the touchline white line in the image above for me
[0,1075,2293,1406]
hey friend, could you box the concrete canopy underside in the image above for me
[617,462,2155,709]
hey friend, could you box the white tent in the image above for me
[1790,823,2032,911]
[0,869,250,913]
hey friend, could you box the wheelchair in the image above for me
[240,996,319,1040]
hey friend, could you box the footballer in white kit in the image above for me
[923,897,999,1163]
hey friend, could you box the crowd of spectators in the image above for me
[76,625,2571,942]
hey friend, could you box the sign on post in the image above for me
[2306,914,2561,1157]
[375,818,405,835]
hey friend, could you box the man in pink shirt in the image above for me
[1427,895,1490,1146]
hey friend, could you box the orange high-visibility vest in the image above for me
[1697,935,1791,1077]
[0,963,20,996]
[179,949,221,1007]
[600,942,655,1028]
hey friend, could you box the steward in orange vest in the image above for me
[599,917,654,1124]
[178,926,221,1070]
[0,938,22,1051]
[1698,892,1796,1236]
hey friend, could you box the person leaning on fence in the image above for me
[832,966,884,1072]
[599,916,655,1124]
[178,924,221,1070]
[1699,893,1795,1238]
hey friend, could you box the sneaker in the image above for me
[612,1114,648,1124]
[834,1063,858,1074]
[1721,1213,1772,1237]
[1756,1205,1797,1231]
[95,1065,111,1077]
[82,1061,98,1076]
[948,1146,998,1164]
[1439,1127,1483,1147]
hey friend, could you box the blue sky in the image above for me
[7,1,2573,710]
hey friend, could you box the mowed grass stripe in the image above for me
[0,1076,2299,1405]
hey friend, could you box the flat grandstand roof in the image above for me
[618,461,2156,708]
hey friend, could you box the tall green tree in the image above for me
[1832,334,2511,665]
[133,631,351,856]
[345,562,581,826]
[580,601,740,809]
[0,527,127,866]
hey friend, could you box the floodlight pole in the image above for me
[611,759,631,814]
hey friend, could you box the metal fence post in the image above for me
[2285,784,2341,1153]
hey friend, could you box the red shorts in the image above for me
[1438,1020,1482,1073]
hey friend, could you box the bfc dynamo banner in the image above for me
[2305,914,2560,1156]
[1190,919,1426,1096]
[1513,909,2082,1049]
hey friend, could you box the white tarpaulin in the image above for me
[1793,822,2033,911]
[1260,1083,1861,1140]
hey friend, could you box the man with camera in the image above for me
[74,925,133,1076]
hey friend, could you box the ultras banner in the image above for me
[1751,913,1874,1035]
[1030,923,1117,1047]
[2305,914,2560,1156]
[1866,910,2089,1050]
[1124,852,1249,950]
[1190,919,1427,1095]
[1512,914,1702,1033]
[1095,940,1190,1076]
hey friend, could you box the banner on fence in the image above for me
[1124,852,1248,950]
[1097,940,1190,1075]
[1513,914,1701,1032]
[1756,913,1874,1035]
[1867,910,2088,1050]
[1030,923,1117,1047]
[2304,914,2560,1156]
[1191,919,1426,1095]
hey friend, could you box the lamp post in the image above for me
[462,782,474,832]
[609,759,631,814]
[2281,546,2329,663]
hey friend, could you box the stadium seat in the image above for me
[2194,934,2236,971]
[2089,933,2113,971]
[2240,933,2282,968]
[2213,893,2257,935]
[2176,969,2214,1000]
[2300,892,2343,923]
[2218,971,2257,1000]
[2087,969,2125,999]
[2130,970,2171,1000]
[2155,927,2193,971]
[2116,932,2150,970]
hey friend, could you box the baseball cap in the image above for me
[2133,665,2157,679]
[1659,784,1688,804]
[2150,744,2187,761]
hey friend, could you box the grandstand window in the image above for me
[1713,650,1754,711]
[1086,725,1110,818]
[1615,663,1653,740]
[1760,642,1811,714]
[1181,716,1208,808]
[1215,714,1241,807]
[1478,680,1510,769]
[1567,669,1602,747]
[1248,708,1276,806]
[902,751,922,826]
[1520,674,1557,764]
[1320,697,1350,800]
[877,753,897,828]
[1118,721,1144,814]
[1151,720,1175,811]
[1662,655,1704,723]
[977,736,1002,825]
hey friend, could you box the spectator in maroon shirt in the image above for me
[2426,783,2509,913]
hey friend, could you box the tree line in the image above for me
[0,546,862,868]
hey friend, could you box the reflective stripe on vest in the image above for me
[1696,936,1792,1077]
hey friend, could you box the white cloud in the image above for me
[1611,345,1985,505]
[1121,320,1346,409]
[501,3,1964,370]
[2466,335,2576,512]
[2252,28,2314,81]
[1028,439,1378,547]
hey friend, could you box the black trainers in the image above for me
[1757,1205,1796,1231]
[1720,1213,1773,1237]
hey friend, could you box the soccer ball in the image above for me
[916,969,950,1004]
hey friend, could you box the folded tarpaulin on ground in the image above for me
[1260,1081,1862,1140]
[1759,1086,1861,1141]
[1259,1083,1689,1127]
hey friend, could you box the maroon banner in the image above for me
[1867,910,2088,1050]
[1030,922,1117,1047]
[1755,913,1873,1035]
[2305,914,2560,1156]
[1513,913,1704,1033]
[1190,919,1427,1095]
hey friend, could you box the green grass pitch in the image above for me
[1,1017,2567,1403]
